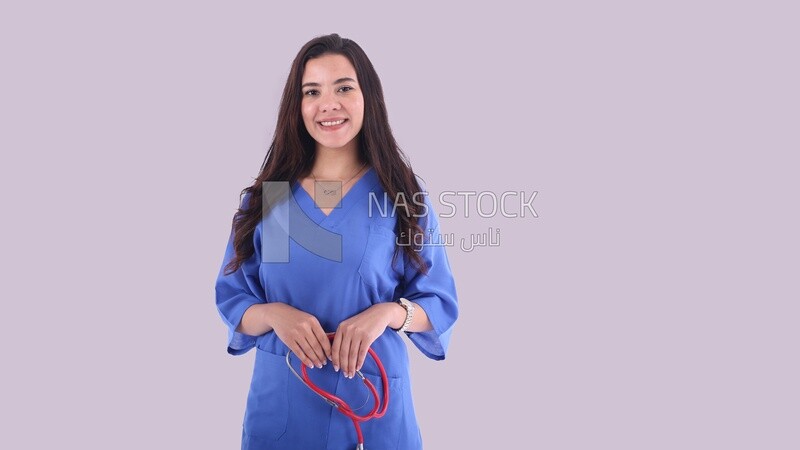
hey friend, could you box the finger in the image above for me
[311,325,332,363]
[330,331,342,372]
[347,337,361,379]
[295,338,318,369]
[289,341,314,370]
[355,340,368,374]
[303,334,326,368]
[338,331,352,377]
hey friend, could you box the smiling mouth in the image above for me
[318,119,347,127]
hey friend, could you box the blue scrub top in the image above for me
[215,167,459,450]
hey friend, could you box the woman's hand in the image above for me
[265,302,331,369]
[331,303,403,378]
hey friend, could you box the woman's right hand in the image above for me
[264,302,331,369]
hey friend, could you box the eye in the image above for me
[303,89,319,96]
[338,85,354,93]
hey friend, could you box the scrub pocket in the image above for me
[243,347,289,441]
[333,369,404,450]
[358,223,401,296]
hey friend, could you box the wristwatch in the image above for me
[395,297,415,333]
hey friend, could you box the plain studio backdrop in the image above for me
[1,1,797,449]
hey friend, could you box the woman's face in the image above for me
[301,54,365,152]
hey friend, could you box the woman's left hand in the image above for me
[331,303,400,378]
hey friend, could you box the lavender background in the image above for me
[1,1,797,448]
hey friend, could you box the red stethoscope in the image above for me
[285,332,389,450]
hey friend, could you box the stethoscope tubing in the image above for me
[285,332,389,448]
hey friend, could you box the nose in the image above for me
[319,91,341,113]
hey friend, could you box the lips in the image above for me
[319,118,347,127]
[317,118,348,131]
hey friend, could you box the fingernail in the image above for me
[327,355,332,361]
[307,363,314,369]
[316,363,322,369]
[334,365,339,372]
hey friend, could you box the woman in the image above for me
[215,33,459,450]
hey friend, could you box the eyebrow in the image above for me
[301,77,357,89]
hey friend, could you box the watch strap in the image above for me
[396,297,415,333]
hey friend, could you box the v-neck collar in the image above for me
[292,166,379,226]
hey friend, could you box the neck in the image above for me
[311,141,364,179]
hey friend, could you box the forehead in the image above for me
[302,54,358,83]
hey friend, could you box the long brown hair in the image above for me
[224,33,428,276]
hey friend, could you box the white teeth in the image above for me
[320,119,345,126]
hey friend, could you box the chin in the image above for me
[315,137,357,150]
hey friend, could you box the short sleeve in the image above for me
[214,194,267,356]
[400,193,459,360]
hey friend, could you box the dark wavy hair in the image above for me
[224,33,428,276]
